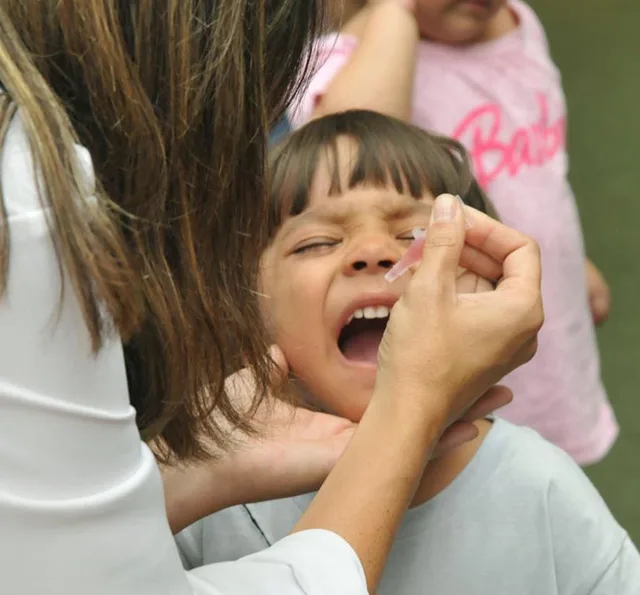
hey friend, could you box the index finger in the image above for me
[463,206,532,264]
[497,237,542,292]
[462,206,541,291]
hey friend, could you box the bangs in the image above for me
[267,110,493,235]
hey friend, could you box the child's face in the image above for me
[415,0,508,44]
[261,156,490,422]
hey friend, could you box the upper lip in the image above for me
[335,292,401,338]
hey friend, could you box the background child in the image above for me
[176,111,639,594]
[286,0,617,465]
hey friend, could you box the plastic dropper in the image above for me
[384,196,472,284]
[384,227,427,283]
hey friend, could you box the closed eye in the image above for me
[292,239,342,254]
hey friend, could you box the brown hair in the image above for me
[0,0,324,461]
[268,109,497,232]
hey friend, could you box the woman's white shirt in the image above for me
[0,110,367,595]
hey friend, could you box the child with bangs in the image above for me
[176,110,639,595]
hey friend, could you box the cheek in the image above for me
[418,3,487,42]
[417,0,450,27]
[265,267,330,362]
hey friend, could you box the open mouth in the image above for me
[338,306,390,365]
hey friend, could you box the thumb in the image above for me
[413,194,466,299]
[432,421,479,458]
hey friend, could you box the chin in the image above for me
[445,25,489,44]
[331,379,374,422]
[419,26,480,45]
[335,402,368,424]
[299,376,372,423]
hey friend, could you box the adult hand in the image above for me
[161,347,356,534]
[233,346,507,483]
[375,193,543,440]
[162,342,502,534]
[431,267,511,454]
[585,258,611,325]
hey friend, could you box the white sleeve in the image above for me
[0,111,367,595]
[188,531,367,595]
[586,536,640,595]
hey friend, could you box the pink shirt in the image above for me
[289,1,618,464]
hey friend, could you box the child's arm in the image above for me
[312,1,419,121]
[585,258,611,326]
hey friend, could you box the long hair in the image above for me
[0,0,323,461]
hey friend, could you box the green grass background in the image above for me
[533,0,640,542]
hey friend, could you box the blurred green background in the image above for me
[534,0,640,542]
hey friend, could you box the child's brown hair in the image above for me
[268,109,497,234]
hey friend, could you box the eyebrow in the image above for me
[276,210,345,242]
[278,197,433,241]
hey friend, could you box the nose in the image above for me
[343,235,402,277]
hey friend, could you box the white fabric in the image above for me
[0,109,367,595]
[178,419,640,594]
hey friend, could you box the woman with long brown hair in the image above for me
[0,1,542,594]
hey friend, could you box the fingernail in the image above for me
[432,194,457,223]
[455,195,474,229]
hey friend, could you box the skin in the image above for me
[262,187,492,420]
[343,0,516,45]
[411,0,515,45]
[260,150,495,504]
[585,259,611,325]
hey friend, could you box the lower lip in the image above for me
[337,350,378,374]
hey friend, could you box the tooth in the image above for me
[363,307,377,319]
[353,309,364,319]
[347,314,354,324]
[376,306,390,318]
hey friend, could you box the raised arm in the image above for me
[312,1,419,121]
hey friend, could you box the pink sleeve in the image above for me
[288,34,359,129]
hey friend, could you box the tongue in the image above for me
[341,328,384,364]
